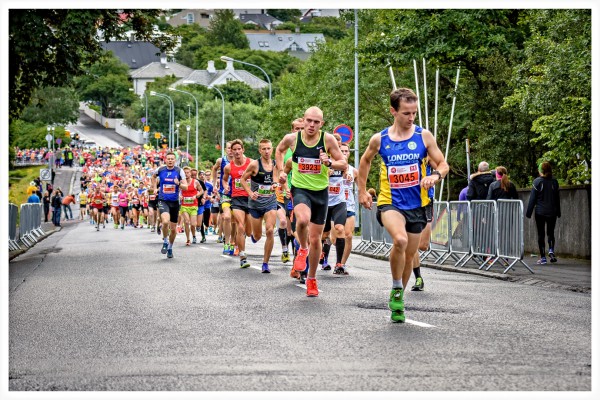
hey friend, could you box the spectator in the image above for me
[51,189,63,226]
[486,166,518,200]
[367,188,377,202]
[526,161,561,265]
[26,181,38,196]
[27,192,41,203]
[42,191,51,222]
[62,193,76,220]
[466,161,495,200]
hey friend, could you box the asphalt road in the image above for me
[67,111,139,149]
[8,218,592,392]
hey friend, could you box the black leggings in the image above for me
[535,214,557,256]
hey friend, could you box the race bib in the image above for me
[149,194,156,201]
[163,184,176,194]
[298,157,321,174]
[257,184,273,196]
[329,184,342,195]
[234,178,250,189]
[183,196,195,205]
[388,164,419,189]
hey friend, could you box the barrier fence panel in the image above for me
[495,200,533,274]
[423,201,450,264]
[463,200,498,269]
[9,203,21,251]
[448,201,472,267]
[19,204,43,248]
[354,206,372,253]
[366,203,388,256]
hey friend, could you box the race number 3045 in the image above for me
[388,164,419,189]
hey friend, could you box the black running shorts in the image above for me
[158,200,181,223]
[291,187,328,225]
[230,196,249,213]
[376,204,427,234]
[324,202,347,233]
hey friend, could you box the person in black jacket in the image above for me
[42,191,51,222]
[526,162,561,265]
[50,189,63,227]
[467,161,495,200]
[487,166,518,200]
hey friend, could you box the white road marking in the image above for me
[198,246,209,250]
[384,316,435,327]
[295,283,321,293]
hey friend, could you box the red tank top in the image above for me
[180,178,199,207]
[230,157,252,198]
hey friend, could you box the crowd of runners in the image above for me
[54,88,449,324]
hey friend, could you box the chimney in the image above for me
[207,60,216,74]
[295,26,300,34]
[160,53,167,66]
[225,60,234,71]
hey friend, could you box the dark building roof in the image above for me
[100,41,162,69]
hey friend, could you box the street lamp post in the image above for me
[220,56,271,101]
[208,85,226,158]
[186,125,190,157]
[150,91,174,149]
[175,121,180,149]
[168,87,199,169]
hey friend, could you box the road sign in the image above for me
[40,168,51,181]
[333,124,353,143]
[45,134,52,142]
[56,138,62,145]
[154,132,161,139]
[65,130,71,137]
[141,117,146,124]
[144,125,150,132]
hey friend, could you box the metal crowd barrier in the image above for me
[495,199,532,274]
[18,203,45,248]
[9,203,21,251]
[353,199,533,274]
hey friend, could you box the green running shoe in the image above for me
[388,288,405,322]
[240,258,250,268]
[411,277,424,291]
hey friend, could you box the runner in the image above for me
[358,88,449,323]
[212,142,235,255]
[275,106,347,296]
[340,142,358,273]
[180,166,204,245]
[89,184,105,231]
[222,139,253,268]
[202,170,214,241]
[79,189,88,221]
[110,185,120,228]
[241,139,279,273]
[152,152,188,259]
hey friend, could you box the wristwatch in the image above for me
[431,170,442,180]
[325,159,332,167]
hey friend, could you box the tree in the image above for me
[20,86,80,125]
[206,10,249,49]
[504,10,591,184]
[9,9,176,121]
[74,54,137,118]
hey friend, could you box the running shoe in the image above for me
[388,288,405,323]
[201,236,206,243]
[223,244,230,255]
[186,240,191,246]
[290,267,300,279]
[250,234,258,243]
[114,224,118,229]
[262,263,270,273]
[121,224,125,230]
[536,257,547,265]
[299,272,306,284]
[192,236,197,244]
[321,258,331,271]
[157,224,161,235]
[306,278,319,297]
[411,277,424,291]
[233,246,239,256]
[96,225,100,231]
[240,258,250,268]
[319,251,325,265]
[150,226,155,233]
[167,248,173,258]
[294,248,309,272]
[217,236,224,243]
[333,264,349,275]
[103,223,105,229]
[281,251,290,263]
[161,242,168,254]
[548,250,557,263]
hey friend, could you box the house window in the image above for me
[226,77,234,82]
[264,42,270,47]
[200,13,209,19]
[258,41,264,47]
[278,37,283,41]
[291,43,297,51]
[288,37,293,41]
[187,13,194,24]
[307,42,315,48]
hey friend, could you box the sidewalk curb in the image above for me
[9,226,61,261]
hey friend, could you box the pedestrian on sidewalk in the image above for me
[42,191,51,222]
[467,161,495,200]
[50,189,63,226]
[526,161,561,265]
[486,166,518,200]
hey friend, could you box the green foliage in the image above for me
[267,9,302,22]
[207,10,249,49]
[10,120,67,150]
[504,9,591,184]
[9,9,175,121]
[299,16,349,40]
[20,86,80,125]
[74,53,137,118]
[219,81,266,105]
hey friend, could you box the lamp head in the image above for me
[220,56,233,62]
[150,91,157,96]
